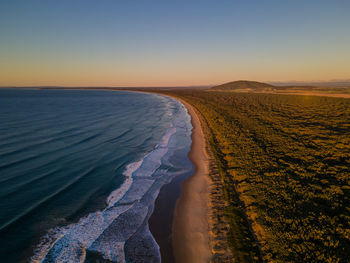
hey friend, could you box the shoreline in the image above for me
[172,99,212,263]
[157,94,212,263]
[152,92,234,262]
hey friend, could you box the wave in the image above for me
[0,126,132,184]
[0,112,111,151]
[106,160,142,208]
[0,167,61,199]
[0,165,99,232]
[31,96,192,263]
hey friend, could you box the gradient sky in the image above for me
[1,0,349,86]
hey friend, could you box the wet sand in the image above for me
[148,168,192,263]
[171,99,212,263]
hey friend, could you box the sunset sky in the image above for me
[1,0,349,87]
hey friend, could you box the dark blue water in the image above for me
[0,89,192,262]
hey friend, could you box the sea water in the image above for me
[0,89,192,262]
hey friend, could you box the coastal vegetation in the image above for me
[164,89,350,263]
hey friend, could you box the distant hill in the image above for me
[212,80,275,91]
[209,80,350,98]
[211,80,319,91]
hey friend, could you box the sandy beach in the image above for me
[171,98,212,263]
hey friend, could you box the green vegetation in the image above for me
[166,90,350,262]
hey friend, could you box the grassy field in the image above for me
[164,90,350,263]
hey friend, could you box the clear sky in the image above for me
[1,0,349,86]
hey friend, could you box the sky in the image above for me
[0,0,349,87]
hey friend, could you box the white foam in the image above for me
[107,125,176,208]
[32,205,133,263]
[160,127,176,147]
[32,126,177,262]
[106,160,142,208]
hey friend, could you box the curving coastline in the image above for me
[144,92,213,263]
[123,91,214,262]
[171,99,212,263]
[156,93,233,262]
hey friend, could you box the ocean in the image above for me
[0,89,193,262]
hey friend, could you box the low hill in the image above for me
[210,80,350,98]
[212,80,275,91]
